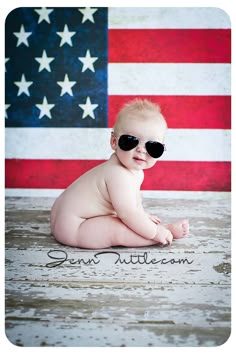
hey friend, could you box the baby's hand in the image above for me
[148,214,161,224]
[154,224,173,246]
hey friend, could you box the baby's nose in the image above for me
[136,142,146,153]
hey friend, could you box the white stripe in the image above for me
[165,129,231,162]
[5,188,64,198]
[108,7,231,29]
[5,188,231,200]
[5,128,112,160]
[108,63,231,96]
[5,128,231,162]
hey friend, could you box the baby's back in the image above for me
[52,159,115,219]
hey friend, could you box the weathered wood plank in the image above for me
[6,282,230,325]
[5,196,231,246]
[5,248,230,285]
[5,282,230,347]
[6,319,230,347]
[5,194,231,347]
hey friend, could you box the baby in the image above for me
[50,99,189,249]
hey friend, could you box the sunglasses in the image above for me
[113,133,166,159]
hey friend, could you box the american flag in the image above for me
[5,7,231,195]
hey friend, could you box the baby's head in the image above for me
[111,98,168,171]
[113,98,167,137]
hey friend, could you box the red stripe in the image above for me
[109,29,231,63]
[5,159,231,191]
[143,161,231,191]
[108,96,231,129]
[5,159,102,190]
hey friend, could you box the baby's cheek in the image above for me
[146,158,157,169]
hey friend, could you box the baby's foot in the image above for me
[167,220,189,239]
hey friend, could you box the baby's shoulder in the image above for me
[105,167,135,194]
[103,154,136,184]
[105,159,131,177]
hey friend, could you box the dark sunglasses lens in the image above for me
[118,135,139,151]
[146,141,165,158]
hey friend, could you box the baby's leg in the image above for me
[76,215,160,249]
[53,214,161,249]
[52,214,189,249]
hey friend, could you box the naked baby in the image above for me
[50,99,189,249]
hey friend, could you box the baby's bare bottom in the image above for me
[51,212,189,249]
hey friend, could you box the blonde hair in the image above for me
[113,98,167,135]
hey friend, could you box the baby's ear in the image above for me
[110,132,117,151]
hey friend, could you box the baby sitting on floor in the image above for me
[50,99,189,249]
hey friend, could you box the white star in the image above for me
[36,96,55,119]
[34,7,54,24]
[57,74,76,96]
[78,96,98,119]
[78,49,98,72]
[14,74,33,96]
[78,7,98,23]
[5,58,10,72]
[57,25,76,47]
[5,104,11,119]
[13,25,32,47]
[35,50,55,72]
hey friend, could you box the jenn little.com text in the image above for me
[45,250,194,268]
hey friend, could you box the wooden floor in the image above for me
[5,193,231,347]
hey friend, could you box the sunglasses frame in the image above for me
[112,132,166,159]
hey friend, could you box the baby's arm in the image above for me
[138,191,161,224]
[107,168,159,240]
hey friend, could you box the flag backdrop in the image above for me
[5,7,231,194]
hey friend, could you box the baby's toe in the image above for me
[183,222,189,235]
[182,219,189,227]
